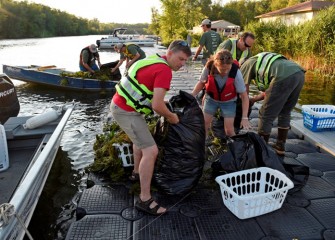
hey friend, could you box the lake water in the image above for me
[0,36,334,239]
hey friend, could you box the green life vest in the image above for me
[124,43,140,59]
[229,38,249,63]
[255,52,286,91]
[115,54,168,115]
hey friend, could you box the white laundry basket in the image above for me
[215,167,294,219]
[112,143,134,167]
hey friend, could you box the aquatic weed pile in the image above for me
[60,71,111,81]
[88,116,159,182]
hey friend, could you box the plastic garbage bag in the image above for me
[154,91,206,195]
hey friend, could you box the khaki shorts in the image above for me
[110,101,155,149]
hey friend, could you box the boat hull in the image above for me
[2,65,118,92]
[0,106,73,240]
[97,38,155,49]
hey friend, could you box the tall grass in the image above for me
[246,6,335,77]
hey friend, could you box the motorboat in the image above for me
[0,76,74,239]
[96,28,156,49]
[3,63,120,92]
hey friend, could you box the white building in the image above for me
[256,1,335,25]
[192,20,240,37]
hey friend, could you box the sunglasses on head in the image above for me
[215,56,232,61]
[177,41,188,47]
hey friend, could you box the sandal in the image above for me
[135,197,166,216]
[129,171,140,182]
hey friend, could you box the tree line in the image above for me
[1,0,335,75]
[151,0,335,76]
[0,0,149,39]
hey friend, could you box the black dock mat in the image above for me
[133,211,199,240]
[296,152,335,172]
[322,171,335,187]
[307,198,335,229]
[256,203,324,240]
[195,208,264,240]
[285,139,318,154]
[77,185,133,216]
[65,214,132,240]
[289,175,335,200]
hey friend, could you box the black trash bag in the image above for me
[211,132,309,192]
[283,164,309,193]
[211,132,287,175]
[211,116,226,139]
[154,90,206,195]
[100,60,121,80]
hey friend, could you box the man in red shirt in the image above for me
[110,40,192,215]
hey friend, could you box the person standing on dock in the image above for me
[79,44,101,74]
[111,43,146,74]
[240,52,305,155]
[191,50,250,137]
[192,19,222,66]
[215,31,256,131]
[110,40,192,215]
[216,31,255,66]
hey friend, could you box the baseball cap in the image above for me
[115,43,124,50]
[201,19,211,25]
[89,44,97,53]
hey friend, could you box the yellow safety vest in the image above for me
[116,54,168,115]
[255,52,286,91]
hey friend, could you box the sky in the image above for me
[24,0,162,24]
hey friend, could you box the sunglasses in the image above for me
[177,41,188,47]
[215,56,232,61]
[244,41,251,48]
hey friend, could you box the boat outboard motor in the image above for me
[0,74,20,124]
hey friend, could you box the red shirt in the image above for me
[112,56,172,112]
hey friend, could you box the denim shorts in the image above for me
[203,94,236,118]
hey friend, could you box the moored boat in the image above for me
[0,103,74,240]
[3,64,119,92]
[96,28,156,49]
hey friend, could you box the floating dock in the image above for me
[65,61,335,240]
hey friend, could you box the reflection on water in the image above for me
[15,83,115,171]
[299,72,335,105]
[27,150,80,240]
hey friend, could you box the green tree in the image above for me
[148,7,161,36]
[153,0,204,45]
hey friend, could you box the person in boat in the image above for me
[240,52,305,156]
[192,19,222,66]
[110,40,192,215]
[216,31,255,66]
[191,49,251,137]
[79,44,101,74]
[111,43,146,74]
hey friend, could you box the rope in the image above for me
[0,203,34,240]
[127,192,192,240]
[0,203,14,227]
